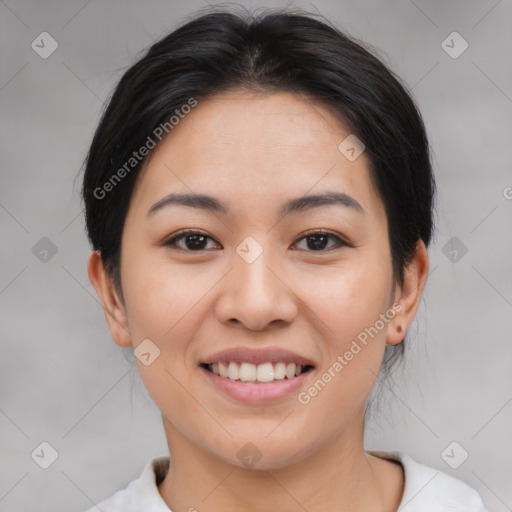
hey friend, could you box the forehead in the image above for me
[131,90,384,220]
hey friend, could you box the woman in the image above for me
[82,6,488,511]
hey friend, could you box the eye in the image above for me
[163,229,350,252]
[292,230,349,252]
[164,230,221,251]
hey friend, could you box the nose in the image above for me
[214,243,298,331]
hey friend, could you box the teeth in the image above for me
[257,362,274,382]
[274,362,287,380]
[218,361,229,378]
[286,363,296,379]
[227,361,239,380]
[208,361,311,383]
[239,362,257,382]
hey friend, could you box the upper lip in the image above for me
[200,347,316,367]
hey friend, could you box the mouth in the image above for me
[199,361,315,384]
[198,347,317,403]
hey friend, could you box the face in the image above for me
[90,90,422,470]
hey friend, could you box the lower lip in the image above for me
[199,366,314,404]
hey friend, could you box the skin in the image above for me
[88,90,429,512]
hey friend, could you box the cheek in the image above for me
[122,254,219,357]
[291,252,393,406]
[293,266,392,423]
[121,258,213,412]
[295,258,393,347]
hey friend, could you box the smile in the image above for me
[200,361,314,383]
[199,362,315,404]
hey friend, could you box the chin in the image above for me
[215,436,318,472]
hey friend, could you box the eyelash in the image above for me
[163,229,351,253]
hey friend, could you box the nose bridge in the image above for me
[215,235,297,329]
[233,235,279,300]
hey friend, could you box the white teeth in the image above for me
[285,363,296,379]
[256,362,274,382]
[218,361,229,378]
[208,361,310,383]
[239,362,257,382]
[227,361,239,380]
[274,362,286,380]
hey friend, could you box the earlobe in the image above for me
[387,240,429,346]
[87,250,132,347]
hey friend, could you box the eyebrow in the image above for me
[147,191,364,217]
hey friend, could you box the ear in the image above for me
[87,250,132,347]
[386,239,429,346]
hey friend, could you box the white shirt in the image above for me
[84,451,488,511]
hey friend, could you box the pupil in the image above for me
[186,234,207,250]
[307,234,328,250]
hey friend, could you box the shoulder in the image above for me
[83,456,171,512]
[368,450,488,512]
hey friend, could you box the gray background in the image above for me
[1,0,511,510]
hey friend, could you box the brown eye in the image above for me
[164,230,221,251]
[293,231,348,252]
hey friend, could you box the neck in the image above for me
[157,413,401,512]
